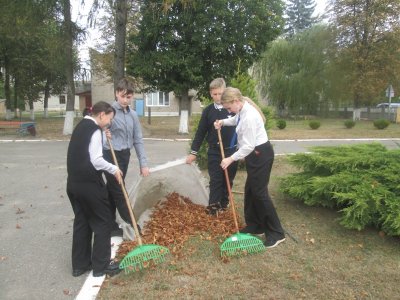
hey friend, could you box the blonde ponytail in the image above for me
[242,97,266,124]
[221,87,266,124]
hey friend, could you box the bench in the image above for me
[0,121,36,136]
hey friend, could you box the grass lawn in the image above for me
[97,157,399,299]
[96,117,398,299]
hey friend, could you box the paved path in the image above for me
[0,139,188,300]
[0,138,399,299]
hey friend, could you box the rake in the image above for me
[217,129,265,257]
[107,137,169,273]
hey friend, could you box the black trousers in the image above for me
[67,180,111,273]
[103,149,132,226]
[207,147,238,206]
[244,141,284,240]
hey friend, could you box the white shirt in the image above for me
[222,101,268,161]
[86,116,118,175]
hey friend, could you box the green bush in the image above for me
[280,143,400,236]
[276,119,287,129]
[309,120,321,130]
[261,106,275,130]
[344,120,355,129]
[373,119,390,130]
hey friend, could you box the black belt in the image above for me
[105,148,130,153]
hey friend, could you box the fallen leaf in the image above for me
[16,208,25,214]
[63,289,70,295]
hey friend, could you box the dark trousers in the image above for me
[103,149,132,226]
[244,142,284,240]
[207,147,238,206]
[67,180,112,273]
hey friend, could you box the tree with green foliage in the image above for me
[88,0,142,90]
[126,0,284,133]
[254,24,333,117]
[285,0,317,37]
[88,0,139,91]
[0,0,69,120]
[329,0,400,109]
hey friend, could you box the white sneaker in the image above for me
[264,237,286,249]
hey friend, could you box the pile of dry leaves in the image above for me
[116,192,244,259]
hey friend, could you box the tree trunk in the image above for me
[43,79,50,118]
[29,98,34,121]
[178,89,190,134]
[4,55,12,120]
[353,108,361,121]
[113,0,127,91]
[13,79,18,119]
[62,0,75,135]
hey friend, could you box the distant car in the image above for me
[376,103,400,108]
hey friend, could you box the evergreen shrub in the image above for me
[309,120,321,130]
[276,119,287,129]
[344,120,355,129]
[280,143,400,236]
[373,119,390,130]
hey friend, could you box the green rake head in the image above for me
[119,244,170,273]
[220,233,265,257]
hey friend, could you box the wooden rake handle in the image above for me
[217,129,240,232]
[107,137,143,246]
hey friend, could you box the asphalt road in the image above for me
[0,137,399,299]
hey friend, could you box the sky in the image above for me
[314,0,329,16]
[73,0,329,69]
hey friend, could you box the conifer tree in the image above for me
[285,0,317,37]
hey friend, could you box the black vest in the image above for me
[67,119,103,183]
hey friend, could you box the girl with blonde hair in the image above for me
[214,87,285,248]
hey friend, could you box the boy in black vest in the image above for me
[186,78,238,215]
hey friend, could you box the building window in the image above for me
[145,92,169,107]
[59,95,66,104]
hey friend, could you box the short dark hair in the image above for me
[116,78,134,95]
[91,101,115,116]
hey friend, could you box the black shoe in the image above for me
[264,237,286,249]
[93,261,121,277]
[72,265,92,277]
[206,203,222,215]
[239,225,264,234]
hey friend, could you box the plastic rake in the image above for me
[107,137,169,273]
[217,129,265,257]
